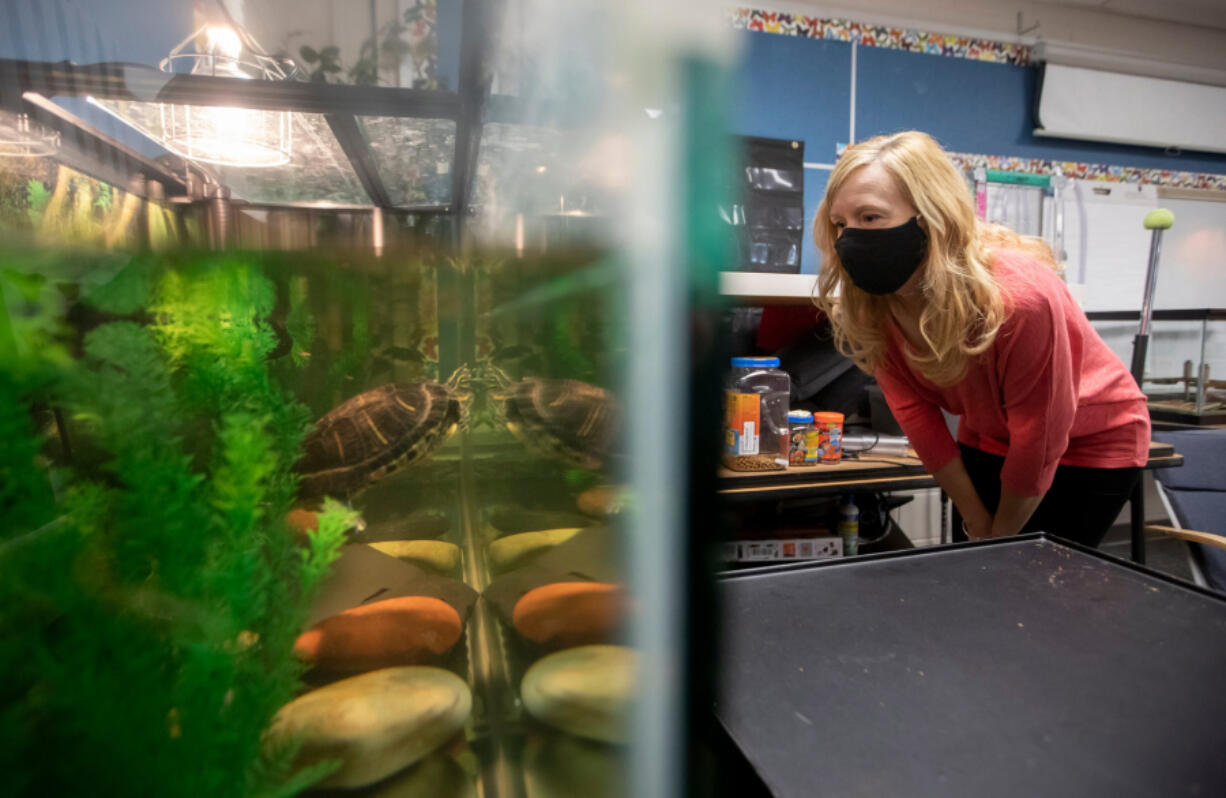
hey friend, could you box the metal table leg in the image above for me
[1130,481,1146,564]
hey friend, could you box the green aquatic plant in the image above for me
[0,249,348,797]
[284,275,315,367]
[94,182,113,213]
[25,178,49,227]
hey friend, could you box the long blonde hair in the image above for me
[813,131,1057,386]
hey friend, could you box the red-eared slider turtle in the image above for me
[488,369,619,471]
[294,368,471,500]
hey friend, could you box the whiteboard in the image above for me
[985,182,1044,237]
[1153,197,1226,309]
[1043,189,1226,382]
[1044,180,1158,312]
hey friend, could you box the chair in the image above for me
[1146,429,1226,591]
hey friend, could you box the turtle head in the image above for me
[479,364,513,393]
[444,364,472,393]
[459,363,512,431]
[445,365,475,433]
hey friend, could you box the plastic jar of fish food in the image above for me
[787,410,813,466]
[812,411,844,463]
[725,357,791,467]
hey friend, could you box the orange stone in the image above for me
[295,596,463,672]
[286,508,320,535]
[512,582,628,649]
[576,485,624,517]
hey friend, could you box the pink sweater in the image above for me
[874,250,1150,496]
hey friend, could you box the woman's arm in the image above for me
[996,286,1079,501]
[931,456,994,539]
[990,487,1043,538]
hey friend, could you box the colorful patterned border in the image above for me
[728,7,1031,66]
[728,7,1226,186]
[948,152,1226,191]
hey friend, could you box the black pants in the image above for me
[951,444,1142,548]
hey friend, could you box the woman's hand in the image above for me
[989,487,1043,538]
[962,510,996,541]
[931,457,996,541]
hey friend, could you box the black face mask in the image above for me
[833,216,928,295]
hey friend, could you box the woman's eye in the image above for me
[863,214,879,223]
[833,221,845,231]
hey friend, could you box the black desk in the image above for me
[716,535,1226,798]
[718,442,1183,559]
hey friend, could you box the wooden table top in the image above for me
[717,441,1180,497]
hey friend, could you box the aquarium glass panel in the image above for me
[235,0,454,91]
[1,0,731,796]
[360,115,456,207]
[0,158,181,249]
[90,99,368,205]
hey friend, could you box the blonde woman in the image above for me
[814,131,1150,546]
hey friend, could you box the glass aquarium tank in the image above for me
[0,1,734,796]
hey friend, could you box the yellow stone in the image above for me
[366,540,462,575]
[487,528,582,574]
[520,645,635,744]
[268,666,471,789]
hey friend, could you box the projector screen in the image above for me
[1036,64,1226,156]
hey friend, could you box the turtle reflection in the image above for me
[486,368,621,471]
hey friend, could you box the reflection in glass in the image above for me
[361,116,456,206]
[90,99,368,204]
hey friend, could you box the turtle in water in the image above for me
[487,368,620,471]
[294,367,471,501]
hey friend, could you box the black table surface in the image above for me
[716,535,1226,798]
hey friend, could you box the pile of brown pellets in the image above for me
[723,455,786,472]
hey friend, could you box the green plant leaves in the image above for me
[0,252,341,798]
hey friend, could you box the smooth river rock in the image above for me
[295,596,463,672]
[524,733,626,798]
[269,666,471,789]
[520,645,635,744]
[576,485,624,517]
[512,582,629,649]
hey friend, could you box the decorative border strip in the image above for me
[729,7,1226,186]
[948,152,1226,191]
[728,7,1031,66]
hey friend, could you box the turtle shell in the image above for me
[498,378,618,470]
[295,382,462,500]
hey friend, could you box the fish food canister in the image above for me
[725,357,791,467]
[812,411,844,463]
[787,410,814,466]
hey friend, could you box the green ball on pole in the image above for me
[1143,208,1175,230]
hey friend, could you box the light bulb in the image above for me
[206,27,242,59]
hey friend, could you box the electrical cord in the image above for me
[841,428,880,455]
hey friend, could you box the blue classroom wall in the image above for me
[731,32,850,273]
[855,46,1226,175]
[730,29,1226,274]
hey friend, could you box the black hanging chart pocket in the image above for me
[730,136,805,273]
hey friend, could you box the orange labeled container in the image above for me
[725,391,761,456]
[812,412,844,463]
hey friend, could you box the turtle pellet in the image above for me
[724,455,785,472]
